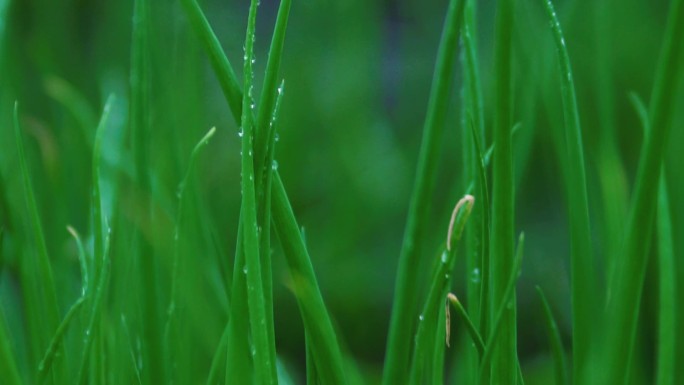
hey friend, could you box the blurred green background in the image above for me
[1,0,682,383]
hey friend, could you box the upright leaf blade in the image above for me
[540,0,596,380]
[490,0,516,381]
[598,1,684,383]
[382,0,467,382]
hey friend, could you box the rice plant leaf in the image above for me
[272,174,347,385]
[36,225,89,382]
[92,95,115,278]
[206,323,230,385]
[305,330,320,385]
[179,0,242,118]
[480,232,524,384]
[383,0,466,382]
[165,126,216,381]
[629,91,675,385]
[131,0,164,381]
[599,0,684,382]
[255,0,292,163]
[256,81,286,381]
[655,175,675,385]
[408,195,474,385]
[180,3,349,382]
[44,76,97,146]
[535,286,569,385]
[76,230,111,385]
[13,102,62,370]
[239,0,277,383]
[0,305,23,385]
[37,296,85,382]
[447,293,485,357]
[490,0,516,379]
[540,0,596,379]
[461,7,486,381]
[468,118,491,340]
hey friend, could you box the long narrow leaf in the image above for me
[240,0,277,383]
[629,91,675,385]
[165,127,216,381]
[0,305,23,385]
[655,175,675,385]
[490,0,516,379]
[541,0,596,380]
[408,195,474,385]
[179,0,242,118]
[535,286,569,385]
[13,102,62,378]
[178,3,349,383]
[480,233,524,384]
[383,0,466,382]
[272,174,347,384]
[599,0,684,382]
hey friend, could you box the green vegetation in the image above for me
[0,0,682,384]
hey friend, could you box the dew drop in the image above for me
[470,268,481,283]
[419,315,424,321]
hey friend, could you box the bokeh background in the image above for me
[0,0,682,383]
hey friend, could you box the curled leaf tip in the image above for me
[447,194,475,251]
[447,292,459,304]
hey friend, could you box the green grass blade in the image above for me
[468,119,491,340]
[0,227,4,279]
[490,0,516,379]
[72,95,114,384]
[225,225,253,384]
[131,0,164,381]
[67,226,90,296]
[43,76,97,147]
[462,5,486,381]
[13,102,61,367]
[37,296,85,382]
[535,286,569,385]
[240,0,277,383]
[36,226,88,382]
[430,302,447,384]
[179,3,348,382]
[628,92,650,134]
[408,195,474,385]
[75,232,111,385]
[206,323,230,385]
[480,232,524,385]
[255,0,292,161]
[655,175,675,385]
[629,90,675,385]
[598,0,684,382]
[382,0,466,383]
[305,331,320,385]
[447,293,485,357]
[462,0,489,356]
[540,0,596,380]
[0,305,23,385]
[179,0,242,119]
[272,174,347,385]
[92,95,115,279]
[165,126,216,380]
[256,81,286,383]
